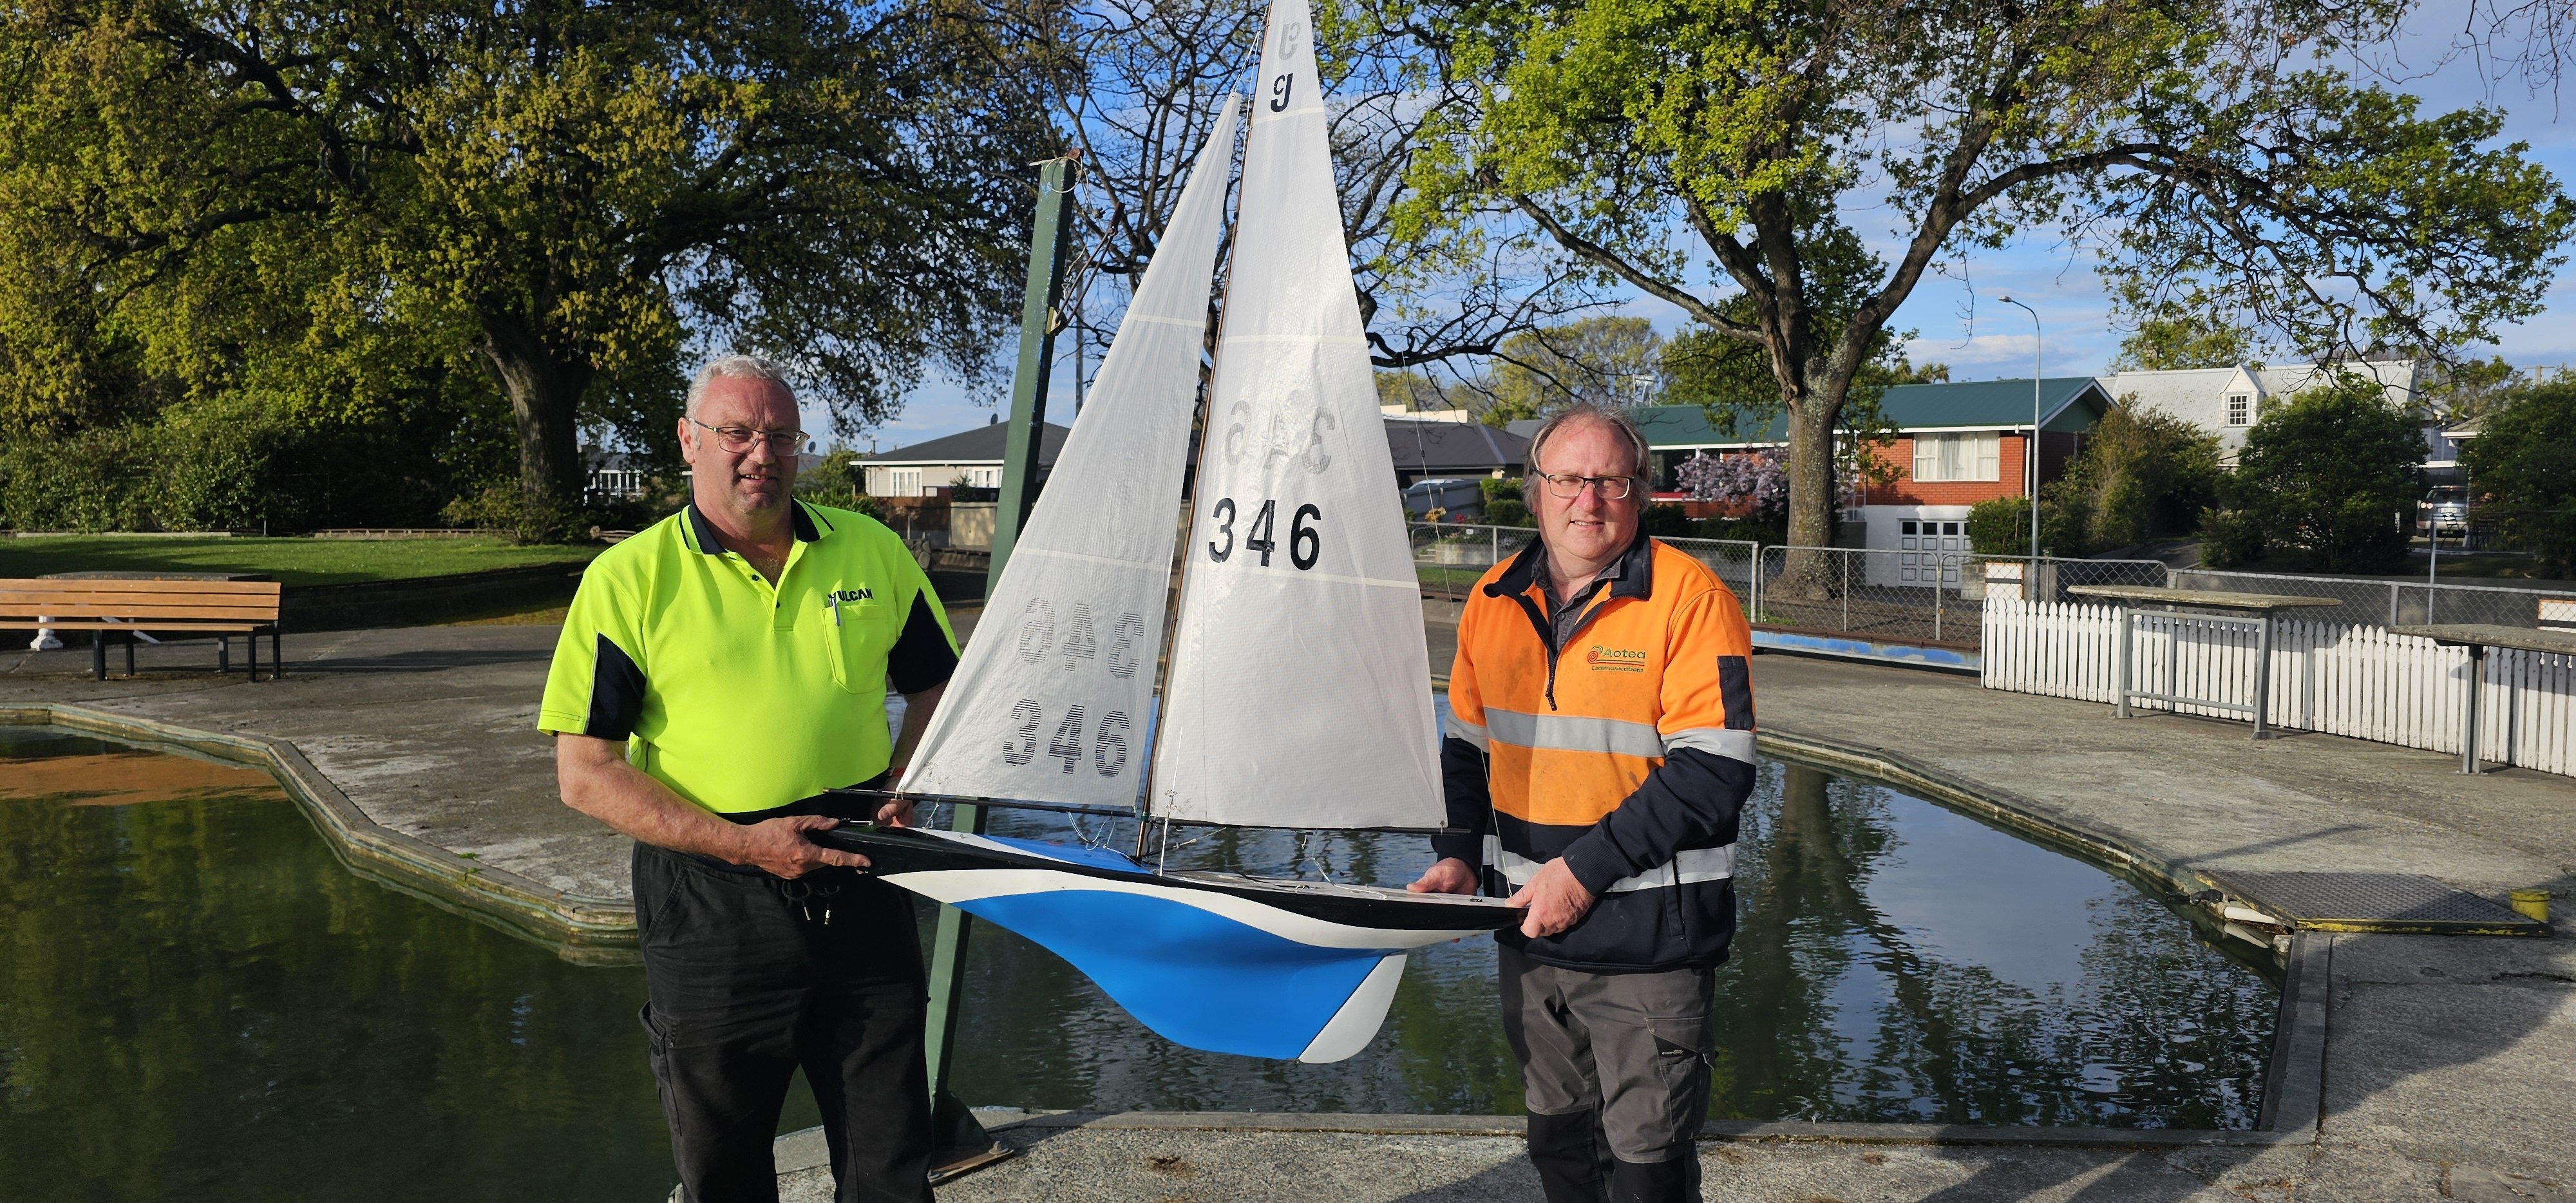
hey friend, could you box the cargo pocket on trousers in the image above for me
[1643,1014,1716,1148]
[639,1004,680,1122]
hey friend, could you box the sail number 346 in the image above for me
[1206,498,1321,569]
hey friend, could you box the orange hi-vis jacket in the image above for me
[1435,531,1757,971]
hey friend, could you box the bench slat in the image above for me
[0,578,279,595]
[0,603,283,620]
[0,621,265,632]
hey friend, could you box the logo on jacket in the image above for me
[826,587,873,603]
[1586,645,1647,672]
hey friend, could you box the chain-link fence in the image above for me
[2172,567,2576,629]
[1752,548,2169,649]
[1408,522,1537,598]
[1414,524,2181,650]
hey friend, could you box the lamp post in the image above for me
[1996,295,2042,558]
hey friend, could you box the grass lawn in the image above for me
[0,536,598,587]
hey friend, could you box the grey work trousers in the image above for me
[1499,944,1715,1203]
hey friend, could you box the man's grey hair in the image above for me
[1522,402,1654,506]
[686,354,796,420]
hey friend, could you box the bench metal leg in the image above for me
[124,635,135,677]
[270,629,283,679]
[93,636,106,681]
[218,636,229,676]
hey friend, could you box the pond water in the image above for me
[0,725,2277,1202]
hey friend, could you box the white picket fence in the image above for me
[1982,594,2576,776]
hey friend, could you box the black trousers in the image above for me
[634,840,932,1203]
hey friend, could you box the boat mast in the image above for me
[1137,95,1247,855]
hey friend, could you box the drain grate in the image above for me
[2199,871,2549,936]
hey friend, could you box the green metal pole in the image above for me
[990,157,1077,584]
[921,155,1075,1178]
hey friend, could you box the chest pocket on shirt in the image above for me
[819,591,896,694]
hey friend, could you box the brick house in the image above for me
[1630,377,2112,574]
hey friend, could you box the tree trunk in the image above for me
[1784,400,1841,550]
[480,319,594,518]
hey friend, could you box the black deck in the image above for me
[819,825,1524,934]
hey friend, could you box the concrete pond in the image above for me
[2,619,2571,1201]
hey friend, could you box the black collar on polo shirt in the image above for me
[685,500,827,555]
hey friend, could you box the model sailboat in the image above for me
[824,0,1519,1065]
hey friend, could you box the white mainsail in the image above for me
[1150,0,1443,829]
[898,98,1239,807]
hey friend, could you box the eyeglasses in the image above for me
[688,417,804,453]
[1537,472,1637,500]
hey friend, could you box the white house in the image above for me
[2098,354,2423,464]
[858,419,1071,497]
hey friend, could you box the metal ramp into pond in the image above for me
[2197,870,2550,937]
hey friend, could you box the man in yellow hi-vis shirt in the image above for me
[539,355,955,1203]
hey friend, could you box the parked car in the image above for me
[2418,486,2469,538]
[1402,477,1486,520]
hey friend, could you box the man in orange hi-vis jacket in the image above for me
[1409,402,1756,1203]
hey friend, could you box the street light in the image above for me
[1996,295,2041,559]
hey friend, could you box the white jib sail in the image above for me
[898,99,1239,807]
[1150,0,1443,829]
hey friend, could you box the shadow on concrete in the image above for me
[2186,824,2372,864]
[294,647,551,673]
[1384,1151,1540,1202]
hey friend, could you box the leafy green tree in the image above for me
[2459,379,2576,576]
[2040,402,2224,553]
[2231,372,2425,572]
[1473,316,1664,424]
[2107,311,2257,372]
[1394,0,2573,551]
[0,0,1058,514]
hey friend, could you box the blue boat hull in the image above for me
[829,827,1515,1062]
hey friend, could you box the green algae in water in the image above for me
[1,726,2279,1203]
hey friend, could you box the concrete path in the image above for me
[6,625,2573,1200]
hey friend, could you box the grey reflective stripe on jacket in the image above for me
[1484,835,1737,893]
[1482,707,1755,765]
[1444,710,1490,752]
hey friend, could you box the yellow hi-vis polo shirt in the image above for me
[536,500,958,815]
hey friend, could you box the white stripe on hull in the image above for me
[884,866,1492,951]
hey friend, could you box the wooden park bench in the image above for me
[0,578,285,681]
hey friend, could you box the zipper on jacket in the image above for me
[1510,580,1614,712]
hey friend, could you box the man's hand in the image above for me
[733,815,873,878]
[1406,857,1478,895]
[873,795,915,828]
[1506,858,1595,939]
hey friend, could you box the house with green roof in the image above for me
[1619,376,2112,576]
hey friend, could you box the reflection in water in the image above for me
[0,725,2275,1202]
[0,728,697,1202]
[940,763,2275,1129]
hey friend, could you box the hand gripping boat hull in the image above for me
[822,825,1518,1063]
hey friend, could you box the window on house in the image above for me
[2226,393,2251,426]
[1909,433,2000,482]
[889,468,923,497]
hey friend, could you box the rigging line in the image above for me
[1139,92,1245,848]
[1012,546,1171,573]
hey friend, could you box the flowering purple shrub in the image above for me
[1676,449,1786,520]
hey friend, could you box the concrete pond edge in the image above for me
[3,699,2332,1150]
[0,701,637,961]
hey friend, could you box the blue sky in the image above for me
[842,11,2576,453]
